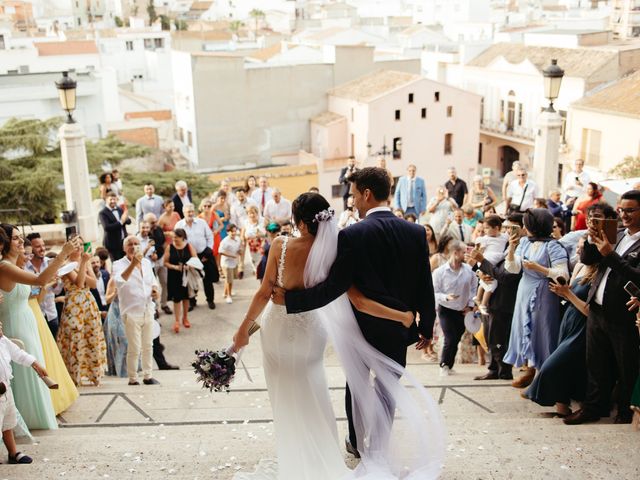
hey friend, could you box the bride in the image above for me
[232,193,445,479]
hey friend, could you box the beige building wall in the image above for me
[174,45,420,170]
[566,107,640,173]
[207,164,319,202]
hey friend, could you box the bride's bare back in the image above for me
[269,235,314,293]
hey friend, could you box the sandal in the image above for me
[172,321,180,334]
[9,452,33,464]
[182,318,191,328]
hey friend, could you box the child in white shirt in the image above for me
[219,224,242,304]
[0,319,48,464]
[473,215,509,315]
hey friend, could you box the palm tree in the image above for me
[230,20,243,35]
[249,9,265,33]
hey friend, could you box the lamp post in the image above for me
[542,59,564,112]
[55,71,77,123]
[533,59,565,199]
[56,71,98,242]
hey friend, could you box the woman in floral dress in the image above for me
[57,240,107,386]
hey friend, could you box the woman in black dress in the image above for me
[163,228,194,334]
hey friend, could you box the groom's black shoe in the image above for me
[345,436,360,458]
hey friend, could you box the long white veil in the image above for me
[304,216,446,479]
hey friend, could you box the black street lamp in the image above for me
[55,71,77,123]
[542,59,564,113]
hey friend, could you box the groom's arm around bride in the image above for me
[280,167,436,352]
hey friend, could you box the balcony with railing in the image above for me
[480,120,535,143]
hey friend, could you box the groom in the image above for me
[275,167,436,457]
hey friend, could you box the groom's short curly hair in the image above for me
[351,167,391,201]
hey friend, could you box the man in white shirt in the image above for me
[506,169,538,213]
[112,235,160,386]
[561,158,590,207]
[441,209,474,244]
[231,188,259,230]
[250,176,273,214]
[432,241,478,376]
[263,189,292,226]
[175,203,216,309]
[25,234,61,337]
[219,179,239,208]
[135,183,164,224]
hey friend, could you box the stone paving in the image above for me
[5,277,640,480]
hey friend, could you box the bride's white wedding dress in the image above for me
[235,236,348,479]
[235,220,445,480]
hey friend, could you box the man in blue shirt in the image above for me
[393,164,426,217]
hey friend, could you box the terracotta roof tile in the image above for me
[35,40,98,56]
[329,70,421,103]
[572,70,640,118]
[467,42,617,79]
[310,111,345,126]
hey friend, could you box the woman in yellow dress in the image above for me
[29,298,79,414]
[20,242,79,415]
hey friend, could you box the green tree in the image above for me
[229,20,243,35]
[147,0,158,25]
[0,118,64,224]
[159,14,171,31]
[610,155,640,178]
[174,18,188,31]
[249,9,265,32]
[114,16,124,27]
[0,118,215,225]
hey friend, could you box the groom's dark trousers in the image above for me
[285,210,436,451]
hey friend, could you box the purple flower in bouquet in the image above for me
[193,321,260,392]
[192,349,236,393]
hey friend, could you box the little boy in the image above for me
[0,320,48,464]
[219,224,242,304]
[473,215,508,315]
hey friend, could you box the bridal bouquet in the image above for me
[192,321,260,393]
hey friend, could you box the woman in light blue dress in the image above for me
[103,278,128,377]
[0,225,77,429]
[504,210,569,388]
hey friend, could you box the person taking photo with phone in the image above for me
[432,240,478,376]
[565,191,640,425]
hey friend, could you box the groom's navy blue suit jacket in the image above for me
[285,210,436,353]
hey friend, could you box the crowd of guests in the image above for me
[0,172,299,463]
[339,158,640,429]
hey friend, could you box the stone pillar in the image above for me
[59,122,99,242]
[532,109,563,199]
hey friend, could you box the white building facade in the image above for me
[312,69,482,212]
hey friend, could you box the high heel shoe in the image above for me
[173,321,180,334]
[182,318,191,328]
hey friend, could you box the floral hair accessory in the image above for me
[313,208,335,223]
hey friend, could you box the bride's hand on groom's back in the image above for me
[272,286,286,305]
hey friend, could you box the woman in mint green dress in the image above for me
[0,225,77,430]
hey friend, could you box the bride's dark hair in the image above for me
[291,192,330,236]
